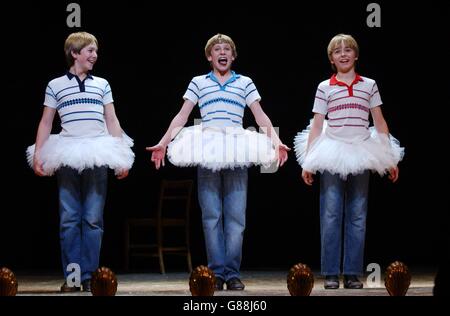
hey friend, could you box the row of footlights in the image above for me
[0,262,410,296]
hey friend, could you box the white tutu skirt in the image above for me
[294,121,404,178]
[167,125,276,171]
[26,133,135,175]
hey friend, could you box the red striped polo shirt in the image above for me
[312,74,382,143]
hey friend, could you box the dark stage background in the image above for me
[1,1,448,274]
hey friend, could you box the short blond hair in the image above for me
[327,34,359,71]
[64,32,98,66]
[204,34,237,59]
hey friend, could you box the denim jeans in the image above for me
[197,167,248,281]
[320,170,370,276]
[56,166,107,282]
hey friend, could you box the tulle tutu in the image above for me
[26,133,135,175]
[167,125,276,171]
[294,121,404,178]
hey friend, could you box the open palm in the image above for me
[145,144,166,169]
[277,143,290,167]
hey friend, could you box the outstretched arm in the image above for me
[33,106,56,176]
[371,106,399,183]
[249,101,290,167]
[146,99,196,169]
[301,113,325,186]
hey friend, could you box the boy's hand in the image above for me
[277,143,291,167]
[145,144,167,170]
[301,170,314,186]
[33,154,46,177]
[116,169,129,179]
[388,166,399,183]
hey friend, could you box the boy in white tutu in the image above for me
[294,34,404,289]
[28,32,134,292]
[146,34,290,290]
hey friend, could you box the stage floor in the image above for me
[14,270,435,296]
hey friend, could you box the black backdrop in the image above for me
[1,1,448,274]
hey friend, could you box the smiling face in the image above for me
[64,32,99,69]
[72,43,98,72]
[207,43,235,74]
[327,34,359,73]
[330,41,358,74]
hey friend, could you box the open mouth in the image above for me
[218,57,228,66]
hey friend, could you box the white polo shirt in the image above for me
[313,74,382,143]
[44,72,113,137]
[183,71,261,128]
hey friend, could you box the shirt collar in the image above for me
[330,73,363,87]
[66,71,93,81]
[206,70,240,86]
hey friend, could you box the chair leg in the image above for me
[187,251,193,273]
[124,222,130,271]
[158,247,165,274]
[185,223,192,272]
[157,224,165,274]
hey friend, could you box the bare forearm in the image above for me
[106,117,123,137]
[371,106,389,135]
[35,120,52,153]
[306,126,321,150]
[306,114,325,153]
[375,119,389,135]
[104,104,123,137]
[34,107,56,153]
[159,112,189,147]
[255,112,281,146]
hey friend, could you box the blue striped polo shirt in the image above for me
[44,72,113,137]
[183,71,261,128]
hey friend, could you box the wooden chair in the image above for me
[124,179,193,274]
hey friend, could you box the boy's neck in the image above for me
[69,65,89,81]
[336,69,356,86]
[213,69,232,84]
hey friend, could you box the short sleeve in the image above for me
[369,82,382,108]
[183,78,200,104]
[312,85,328,114]
[244,79,261,106]
[44,83,57,108]
[103,80,114,105]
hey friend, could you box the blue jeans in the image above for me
[320,170,370,276]
[56,166,107,282]
[197,167,248,281]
